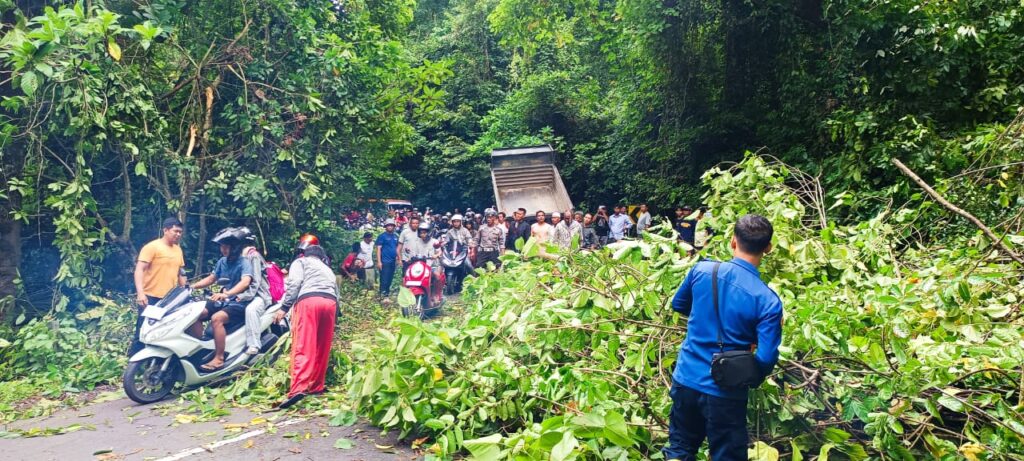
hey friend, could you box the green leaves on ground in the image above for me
[345,155,1024,459]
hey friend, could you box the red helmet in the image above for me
[296,233,320,252]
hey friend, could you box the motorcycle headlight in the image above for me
[142,308,196,343]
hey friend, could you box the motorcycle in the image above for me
[122,284,288,404]
[440,238,470,295]
[401,257,445,319]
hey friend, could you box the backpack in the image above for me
[265,261,286,303]
[247,247,286,303]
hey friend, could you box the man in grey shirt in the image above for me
[636,204,652,236]
[396,216,421,272]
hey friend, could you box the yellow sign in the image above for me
[626,205,641,224]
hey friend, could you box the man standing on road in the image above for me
[396,216,421,273]
[357,232,376,290]
[608,205,632,243]
[550,212,571,249]
[569,211,584,247]
[476,210,506,270]
[131,217,187,356]
[636,204,652,236]
[506,207,530,251]
[375,220,399,301]
[663,215,783,461]
[530,210,552,244]
[674,206,697,247]
[581,213,599,250]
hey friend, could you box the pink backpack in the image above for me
[247,247,286,303]
[265,261,286,303]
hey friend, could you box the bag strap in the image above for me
[712,262,725,353]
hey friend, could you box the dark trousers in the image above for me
[663,383,748,461]
[476,250,501,270]
[129,295,162,357]
[379,262,396,296]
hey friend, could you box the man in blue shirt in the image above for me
[664,214,783,461]
[608,205,632,242]
[375,220,400,299]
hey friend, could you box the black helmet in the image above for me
[212,226,253,245]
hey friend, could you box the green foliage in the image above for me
[346,155,1024,459]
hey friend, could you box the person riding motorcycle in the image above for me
[443,214,477,252]
[188,227,258,371]
[404,223,443,305]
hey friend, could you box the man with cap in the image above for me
[550,212,571,249]
[674,206,697,247]
[375,219,400,300]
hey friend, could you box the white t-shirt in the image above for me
[531,222,552,243]
[357,241,375,266]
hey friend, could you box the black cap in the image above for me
[363,232,373,238]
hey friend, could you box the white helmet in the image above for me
[451,214,464,222]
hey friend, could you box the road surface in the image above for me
[1,393,419,461]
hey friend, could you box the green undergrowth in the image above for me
[343,155,1024,460]
[176,279,412,417]
[0,295,133,423]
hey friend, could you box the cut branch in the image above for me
[893,158,1024,265]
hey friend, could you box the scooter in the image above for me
[440,239,470,295]
[401,257,444,319]
[122,285,288,404]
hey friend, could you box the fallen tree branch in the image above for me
[892,158,1024,265]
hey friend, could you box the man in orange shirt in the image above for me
[130,217,187,355]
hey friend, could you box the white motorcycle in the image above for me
[122,285,288,404]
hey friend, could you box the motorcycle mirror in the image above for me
[217,277,231,286]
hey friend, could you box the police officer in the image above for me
[476,209,507,270]
[663,214,783,461]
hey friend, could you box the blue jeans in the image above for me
[663,382,748,461]
[379,262,396,296]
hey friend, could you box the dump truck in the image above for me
[490,145,573,215]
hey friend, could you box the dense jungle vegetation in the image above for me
[1,0,1023,459]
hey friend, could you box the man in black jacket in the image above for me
[506,207,531,251]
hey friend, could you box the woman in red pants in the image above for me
[274,242,338,408]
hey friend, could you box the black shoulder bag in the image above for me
[710,262,762,389]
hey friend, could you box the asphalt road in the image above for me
[1,393,419,461]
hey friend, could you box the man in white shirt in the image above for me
[357,232,376,289]
[531,210,552,244]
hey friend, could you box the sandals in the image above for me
[200,360,225,371]
[276,392,307,409]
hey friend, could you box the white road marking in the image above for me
[153,418,306,461]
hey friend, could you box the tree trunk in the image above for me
[194,195,207,276]
[0,211,21,321]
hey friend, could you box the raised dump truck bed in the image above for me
[491,145,573,214]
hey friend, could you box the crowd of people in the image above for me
[132,208,780,457]
[338,203,713,296]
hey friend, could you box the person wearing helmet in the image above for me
[375,219,400,299]
[273,244,338,408]
[441,214,476,293]
[188,227,258,371]
[405,223,443,305]
[405,223,441,267]
[476,210,506,271]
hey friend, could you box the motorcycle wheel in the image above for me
[444,270,457,295]
[123,357,180,404]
